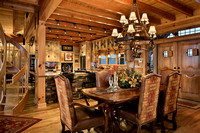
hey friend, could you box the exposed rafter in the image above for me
[155,0,193,17]
[53,8,121,28]
[0,0,35,13]
[39,0,62,21]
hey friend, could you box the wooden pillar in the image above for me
[153,44,158,74]
[142,44,147,76]
[86,41,92,69]
[35,20,46,108]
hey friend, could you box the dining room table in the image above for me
[82,84,165,132]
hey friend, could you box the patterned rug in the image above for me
[177,98,200,109]
[0,115,41,133]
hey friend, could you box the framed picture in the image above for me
[62,45,73,51]
[64,53,73,61]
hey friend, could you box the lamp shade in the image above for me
[148,26,156,34]
[120,15,126,23]
[117,33,123,38]
[112,28,119,37]
[124,19,128,25]
[141,13,148,22]
[129,12,137,21]
[127,24,135,33]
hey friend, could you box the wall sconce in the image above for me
[187,48,199,56]
[163,50,173,57]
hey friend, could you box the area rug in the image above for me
[177,98,200,109]
[0,115,41,133]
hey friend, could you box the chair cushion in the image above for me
[118,106,139,124]
[72,107,104,131]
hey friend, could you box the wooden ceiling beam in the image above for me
[0,0,35,13]
[53,8,121,28]
[46,34,84,41]
[59,0,120,21]
[46,37,79,45]
[46,19,112,36]
[156,15,200,34]
[113,0,175,21]
[46,28,103,38]
[155,0,193,16]
[39,0,62,21]
[49,14,118,29]
[12,0,38,5]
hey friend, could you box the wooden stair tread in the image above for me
[4,94,23,97]
[6,71,18,74]
[6,79,12,81]
[0,103,17,107]
[6,86,26,89]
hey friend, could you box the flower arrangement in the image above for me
[118,69,142,88]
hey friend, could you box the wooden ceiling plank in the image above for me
[45,23,109,37]
[155,0,193,17]
[49,14,117,29]
[13,0,38,5]
[59,0,120,21]
[111,0,175,21]
[46,19,112,35]
[0,1,35,13]
[53,9,121,28]
[46,28,103,38]
[39,0,62,21]
[77,0,160,24]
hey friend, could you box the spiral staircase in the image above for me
[0,24,29,114]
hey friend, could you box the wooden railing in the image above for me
[0,23,29,114]
[0,24,7,107]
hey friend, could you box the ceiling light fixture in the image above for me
[74,23,77,28]
[70,36,72,40]
[56,20,60,26]
[64,30,66,34]
[111,0,156,57]
[57,35,59,38]
[104,28,107,33]
[48,27,52,32]
[78,32,81,36]
[89,26,92,31]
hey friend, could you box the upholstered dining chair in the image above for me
[117,73,161,133]
[96,69,109,88]
[160,68,177,85]
[159,72,181,133]
[54,74,107,133]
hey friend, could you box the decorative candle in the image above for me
[108,69,114,75]
[113,65,119,71]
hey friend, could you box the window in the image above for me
[108,55,116,64]
[167,33,175,38]
[118,54,127,65]
[178,27,200,36]
[100,56,106,64]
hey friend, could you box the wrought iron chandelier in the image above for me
[111,0,157,57]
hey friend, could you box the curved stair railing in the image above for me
[0,24,29,114]
[0,24,7,111]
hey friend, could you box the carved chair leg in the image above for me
[137,125,141,133]
[152,120,156,133]
[172,111,177,130]
[61,121,65,133]
[161,115,165,133]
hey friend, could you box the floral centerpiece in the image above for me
[118,69,142,88]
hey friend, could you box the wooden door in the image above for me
[178,41,200,101]
[157,43,175,74]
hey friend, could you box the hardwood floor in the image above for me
[1,90,200,133]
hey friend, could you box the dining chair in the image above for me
[117,73,161,133]
[160,68,177,85]
[54,74,107,133]
[96,69,109,88]
[159,72,181,133]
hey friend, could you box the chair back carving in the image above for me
[160,68,177,85]
[138,74,161,124]
[54,75,76,131]
[164,72,181,115]
[96,70,109,88]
